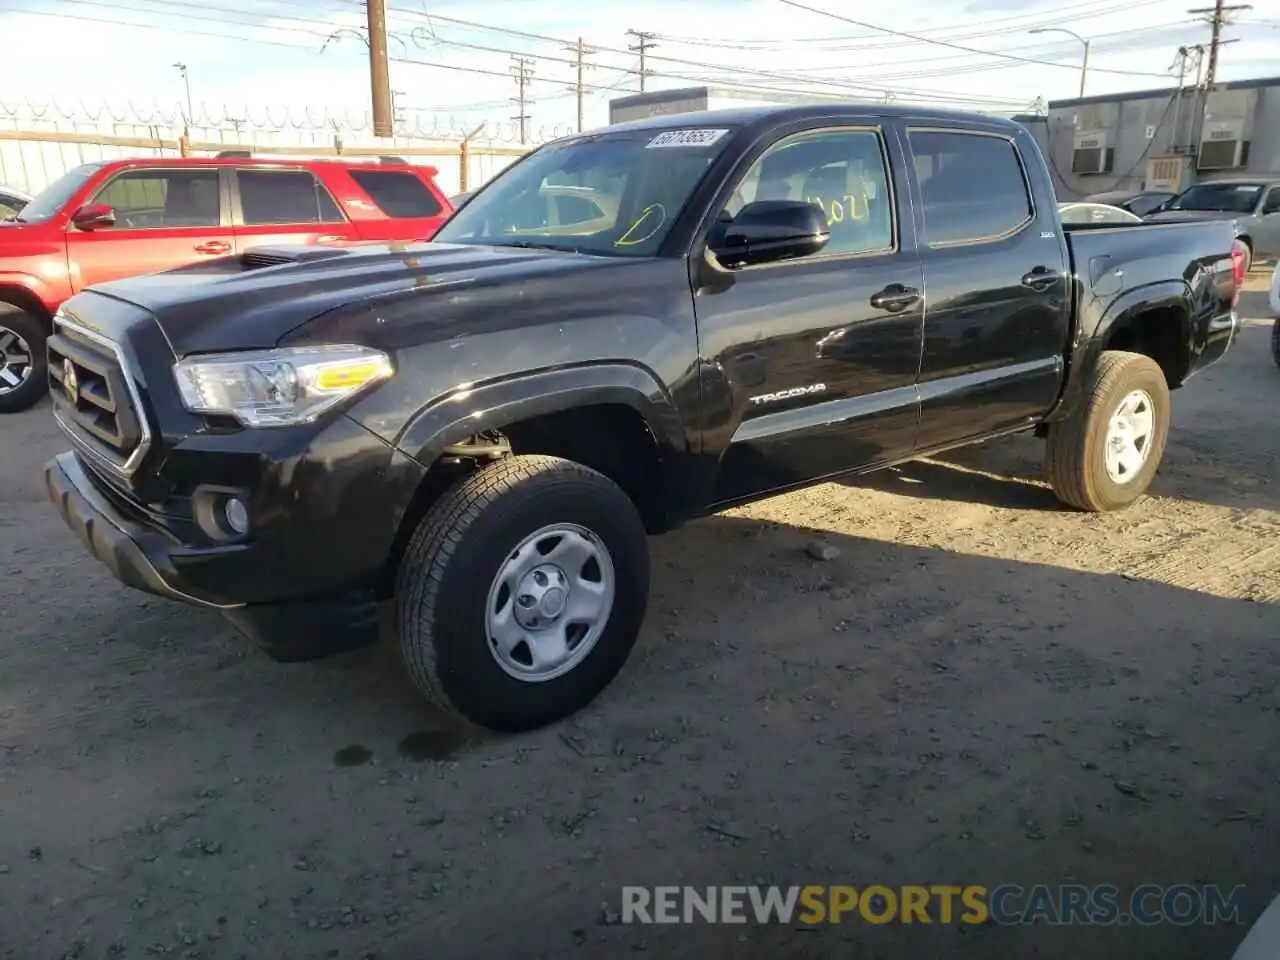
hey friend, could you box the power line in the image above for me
[404,28,634,90]
[653,0,1160,47]
[22,0,1161,125]
[46,0,1197,90]
[384,8,1036,107]
[752,20,1205,75]
[773,0,1179,78]
[680,21,1204,88]
[9,4,334,50]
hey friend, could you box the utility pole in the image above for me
[1172,46,1190,150]
[367,0,394,137]
[510,55,535,145]
[1188,0,1251,90]
[626,30,657,92]
[564,37,596,133]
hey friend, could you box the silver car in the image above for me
[1145,179,1280,271]
[1058,201,1143,225]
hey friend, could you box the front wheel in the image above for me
[396,455,650,733]
[1046,350,1171,512]
[0,306,48,414]
[1271,318,1280,369]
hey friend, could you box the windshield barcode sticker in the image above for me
[646,129,730,149]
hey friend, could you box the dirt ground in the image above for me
[1,281,1277,960]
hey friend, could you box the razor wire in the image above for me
[0,93,574,145]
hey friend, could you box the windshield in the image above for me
[1165,182,1263,213]
[12,163,104,223]
[435,127,737,257]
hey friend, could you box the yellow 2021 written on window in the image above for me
[804,189,874,226]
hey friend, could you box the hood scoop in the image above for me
[241,246,352,270]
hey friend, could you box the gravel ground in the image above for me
[1,284,1277,960]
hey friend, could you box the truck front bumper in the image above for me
[44,432,425,652]
[45,451,243,610]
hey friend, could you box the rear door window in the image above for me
[908,131,1032,245]
[237,169,345,225]
[349,170,443,218]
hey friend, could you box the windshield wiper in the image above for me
[2,215,25,223]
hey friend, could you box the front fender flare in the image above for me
[394,361,689,467]
[0,273,56,317]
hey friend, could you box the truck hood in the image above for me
[1144,209,1244,225]
[85,241,619,357]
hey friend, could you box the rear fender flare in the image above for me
[1045,280,1190,423]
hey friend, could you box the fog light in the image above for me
[224,497,249,535]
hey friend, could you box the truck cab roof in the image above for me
[581,103,1028,138]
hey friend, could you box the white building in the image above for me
[608,86,847,125]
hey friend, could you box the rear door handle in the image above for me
[1021,267,1062,291]
[194,240,231,255]
[869,284,921,313]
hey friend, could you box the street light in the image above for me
[1030,26,1090,98]
[173,62,194,134]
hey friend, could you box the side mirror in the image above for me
[711,200,830,268]
[71,203,116,231]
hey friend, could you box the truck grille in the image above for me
[47,321,149,474]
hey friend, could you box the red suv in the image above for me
[0,154,453,412]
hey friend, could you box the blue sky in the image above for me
[4,0,1279,141]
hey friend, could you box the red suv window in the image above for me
[348,169,443,218]
[93,169,220,229]
[238,169,344,225]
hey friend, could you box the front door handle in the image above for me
[194,240,231,255]
[316,234,346,244]
[869,283,921,313]
[1021,267,1062,291]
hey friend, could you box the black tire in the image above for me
[1271,318,1280,369]
[396,454,650,733]
[1046,350,1171,512]
[0,306,48,414]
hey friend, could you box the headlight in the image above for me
[173,344,394,427]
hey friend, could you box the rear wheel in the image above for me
[0,306,47,414]
[1272,318,1280,369]
[1046,350,1171,512]
[396,455,650,732]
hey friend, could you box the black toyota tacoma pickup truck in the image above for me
[43,105,1244,732]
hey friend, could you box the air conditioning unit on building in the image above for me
[1198,119,1249,170]
[1071,130,1114,175]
